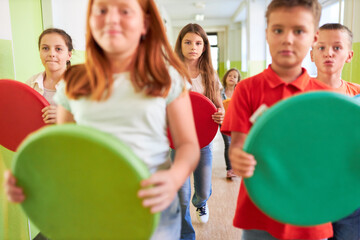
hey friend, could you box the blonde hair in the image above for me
[64,0,189,100]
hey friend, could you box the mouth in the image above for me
[324,60,334,65]
[106,30,122,36]
[279,50,293,56]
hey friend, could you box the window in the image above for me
[207,33,218,71]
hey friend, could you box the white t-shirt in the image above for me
[190,73,222,95]
[54,66,185,173]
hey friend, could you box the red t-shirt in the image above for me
[221,66,334,240]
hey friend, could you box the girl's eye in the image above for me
[334,46,340,51]
[93,6,107,15]
[56,48,63,51]
[42,47,49,51]
[196,42,203,46]
[274,29,282,34]
[318,46,325,51]
[184,41,190,45]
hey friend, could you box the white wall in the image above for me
[43,0,88,51]
[0,0,12,40]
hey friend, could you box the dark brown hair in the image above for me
[265,0,322,29]
[174,23,219,106]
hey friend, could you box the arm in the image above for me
[138,91,200,213]
[212,88,225,125]
[56,105,75,124]
[229,132,257,178]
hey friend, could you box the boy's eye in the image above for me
[333,46,341,51]
[318,46,325,51]
[274,29,282,34]
[294,29,304,35]
[42,47,49,51]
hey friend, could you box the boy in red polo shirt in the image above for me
[311,23,360,240]
[311,23,360,96]
[221,0,333,239]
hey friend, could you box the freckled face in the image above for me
[89,0,147,59]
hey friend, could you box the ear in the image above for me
[310,49,314,62]
[312,30,319,46]
[345,50,354,63]
[68,51,72,60]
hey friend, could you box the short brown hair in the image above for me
[265,0,322,29]
[319,23,353,47]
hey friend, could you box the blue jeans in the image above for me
[242,229,328,240]
[221,132,232,170]
[171,143,213,240]
[150,196,181,240]
[329,207,360,240]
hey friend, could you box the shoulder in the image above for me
[26,72,44,87]
[344,81,360,94]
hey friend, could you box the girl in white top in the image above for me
[4,0,199,239]
[173,23,224,239]
[26,28,73,124]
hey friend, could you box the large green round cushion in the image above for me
[12,124,159,239]
[243,91,360,226]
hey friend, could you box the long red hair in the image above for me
[64,0,189,100]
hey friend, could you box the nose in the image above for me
[49,48,56,57]
[106,7,120,24]
[282,31,294,45]
[324,48,333,58]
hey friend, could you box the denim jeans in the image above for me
[329,207,360,240]
[150,196,181,240]
[242,229,328,240]
[171,143,213,240]
[221,132,232,170]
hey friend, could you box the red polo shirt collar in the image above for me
[264,65,310,91]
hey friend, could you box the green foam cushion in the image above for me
[12,124,159,239]
[243,91,360,226]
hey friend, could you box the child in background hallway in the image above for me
[311,23,360,240]
[220,68,241,179]
[221,0,334,239]
[173,23,224,240]
[4,0,200,239]
[26,28,73,124]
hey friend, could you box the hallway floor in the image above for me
[189,130,243,239]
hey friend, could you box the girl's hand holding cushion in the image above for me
[3,170,25,203]
[42,105,57,124]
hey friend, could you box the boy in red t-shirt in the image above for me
[311,23,360,240]
[221,0,333,239]
[311,23,360,96]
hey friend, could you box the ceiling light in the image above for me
[194,1,206,9]
[195,14,205,21]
